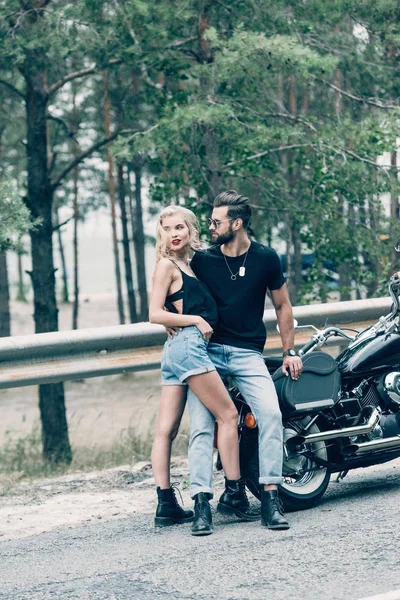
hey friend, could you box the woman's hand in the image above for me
[165,325,182,339]
[195,317,213,341]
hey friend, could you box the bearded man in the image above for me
[186,190,302,535]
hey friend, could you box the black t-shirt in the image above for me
[191,241,285,352]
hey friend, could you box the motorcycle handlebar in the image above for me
[298,337,318,356]
[298,327,354,356]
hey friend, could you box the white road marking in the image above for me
[358,591,400,600]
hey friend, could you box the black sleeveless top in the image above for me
[165,262,218,329]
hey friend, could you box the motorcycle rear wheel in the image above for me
[240,420,331,512]
[279,420,331,512]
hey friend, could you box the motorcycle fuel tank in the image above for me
[337,331,400,376]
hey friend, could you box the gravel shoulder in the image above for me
[0,458,199,542]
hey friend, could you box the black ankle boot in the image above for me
[217,478,260,521]
[154,486,194,527]
[261,489,290,530]
[191,492,213,536]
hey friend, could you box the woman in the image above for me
[149,206,252,533]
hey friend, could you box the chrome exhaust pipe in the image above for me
[342,435,400,456]
[286,407,380,447]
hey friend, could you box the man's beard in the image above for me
[213,224,234,245]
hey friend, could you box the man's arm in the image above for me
[270,283,302,380]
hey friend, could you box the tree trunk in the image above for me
[366,197,380,296]
[277,75,292,295]
[390,150,399,270]
[334,67,342,121]
[24,62,71,463]
[337,197,352,301]
[290,226,302,305]
[203,128,222,202]
[0,112,10,335]
[0,252,10,337]
[72,162,79,329]
[333,66,352,301]
[54,207,69,303]
[289,75,302,304]
[17,250,27,302]
[102,71,125,325]
[285,230,292,293]
[72,84,79,330]
[130,161,148,321]
[348,201,357,299]
[286,75,302,303]
[118,164,138,323]
[198,9,222,202]
[250,184,261,236]
[24,80,53,327]
[126,72,148,321]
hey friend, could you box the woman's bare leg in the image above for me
[186,371,240,481]
[151,385,187,488]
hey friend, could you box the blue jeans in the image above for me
[161,326,216,385]
[187,343,283,498]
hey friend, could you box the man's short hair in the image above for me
[213,190,252,229]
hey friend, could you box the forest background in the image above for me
[1,0,400,468]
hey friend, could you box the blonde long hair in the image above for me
[156,205,202,262]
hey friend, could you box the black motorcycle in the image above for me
[227,270,400,511]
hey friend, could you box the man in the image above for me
[187,190,302,535]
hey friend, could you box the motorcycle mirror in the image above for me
[276,318,298,333]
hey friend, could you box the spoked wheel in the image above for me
[280,420,331,512]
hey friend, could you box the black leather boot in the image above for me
[217,478,260,521]
[261,489,290,530]
[191,492,213,536]
[154,486,194,527]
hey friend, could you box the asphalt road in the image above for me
[1,460,399,600]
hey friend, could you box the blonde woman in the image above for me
[149,206,258,536]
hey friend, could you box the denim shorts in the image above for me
[161,326,216,385]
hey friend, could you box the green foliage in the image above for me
[211,30,338,79]
[0,181,38,252]
[1,0,400,301]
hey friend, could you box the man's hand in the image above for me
[282,355,303,380]
[165,326,182,339]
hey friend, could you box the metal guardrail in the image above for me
[0,297,392,389]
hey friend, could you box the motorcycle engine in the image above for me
[378,372,400,410]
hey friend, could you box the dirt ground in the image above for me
[0,458,218,542]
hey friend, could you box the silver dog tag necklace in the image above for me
[223,247,250,281]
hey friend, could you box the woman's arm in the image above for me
[149,259,208,329]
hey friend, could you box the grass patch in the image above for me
[0,422,189,484]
